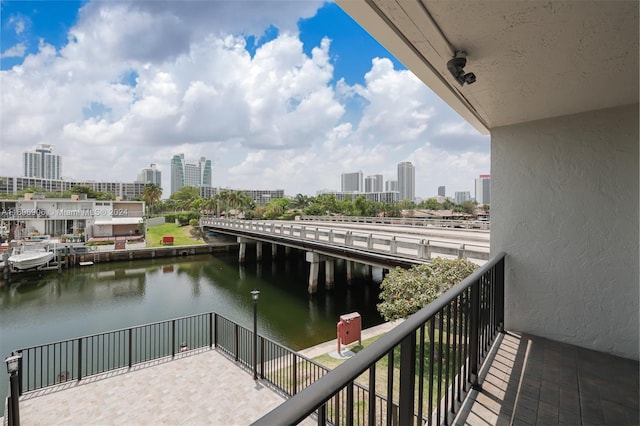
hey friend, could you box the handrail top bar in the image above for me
[14,310,218,353]
[253,252,506,425]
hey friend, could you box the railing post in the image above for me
[17,350,23,396]
[469,280,482,391]
[496,258,505,333]
[208,313,213,348]
[171,320,176,359]
[292,353,298,395]
[9,370,20,426]
[77,338,83,381]
[346,381,354,425]
[399,332,416,426]
[128,328,133,369]
[260,338,265,379]
[234,324,239,362]
[214,314,218,348]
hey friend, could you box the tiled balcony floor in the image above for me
[16,349,310,426]
[454,332,639,425]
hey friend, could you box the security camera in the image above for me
[447,52,476,86]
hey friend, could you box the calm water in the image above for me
[0,250,385,410]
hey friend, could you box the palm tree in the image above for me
[142,183,163,215]
[292,193,309,210]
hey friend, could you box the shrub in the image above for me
[377,258,479,321]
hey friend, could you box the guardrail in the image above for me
[200,218,489,263]
[254,252,506,425]
[298,215,490,230]
[6,310,374,425]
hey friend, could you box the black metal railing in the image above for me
[254,252,506,425]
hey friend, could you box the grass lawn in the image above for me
[145,223,206,247]
[311,329,462,422]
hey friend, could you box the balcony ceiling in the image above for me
[336,0,639,134]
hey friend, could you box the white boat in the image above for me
[8,244,55,270]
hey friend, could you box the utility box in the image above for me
[337,312,362,353]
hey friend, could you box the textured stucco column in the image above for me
[492,104,639,360]
[325,259,335,289]
[306,252,320,294]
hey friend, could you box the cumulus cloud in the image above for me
[0,1,489,198]
[1,43,26,58]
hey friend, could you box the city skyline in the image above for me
[1,2,490,198]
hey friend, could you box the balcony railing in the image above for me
[254,252,506,425]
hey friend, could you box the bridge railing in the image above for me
[254,252,506,426]
[200,218,489,263]
[298,215,490,230]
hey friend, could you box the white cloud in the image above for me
[0,1,489,199]
[1,43,27,59]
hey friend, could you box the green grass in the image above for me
[145,223,206,247]
[311,329,464,424]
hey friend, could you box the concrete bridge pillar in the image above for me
[237,237,252,263]
[272,244,278,259]
[325,259,335,289]
[346,261,354,284]
[364,264,372,279]
[306,252,321,294]
[256,242,263,261]
[285,246,291,256]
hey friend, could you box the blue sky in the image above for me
[0,1,489,198]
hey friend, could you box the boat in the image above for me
[8,243,55,270]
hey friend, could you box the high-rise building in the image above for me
[367,174,384,193]
[455,191,471,204]
[385,180,398,192]
[397,162,415,201]
[475,174,491,204]
[23,144,61,180]
[170,154,212,195]
[438,186,446,197]
[137,164,162,186]
[341,171,363,192]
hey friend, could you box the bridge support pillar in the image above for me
[346,261,354,284]
[325,259,335,289]
[306,252,320,294]
[256,242,263,261]
[285,246,291,256]
[237,237,252,263]
[364,264,372,279]
[272,244,278,259]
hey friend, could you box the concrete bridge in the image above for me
[200,218,489,294]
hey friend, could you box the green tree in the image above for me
[377,258,479,321]
[419,198,442,210]
[170,186,200,211]
[142,183,163,215]
[292,193,309,210]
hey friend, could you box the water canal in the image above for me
[0,250,386,412]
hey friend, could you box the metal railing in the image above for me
[200,218,489,263]
[298,215,491,230]
[254,252,506,425]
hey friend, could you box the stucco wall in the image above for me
[492,104,639,360]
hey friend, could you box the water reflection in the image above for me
[0,251,386,409]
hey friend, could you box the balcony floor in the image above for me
[16,348,310,426]
[454,332,639,425]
